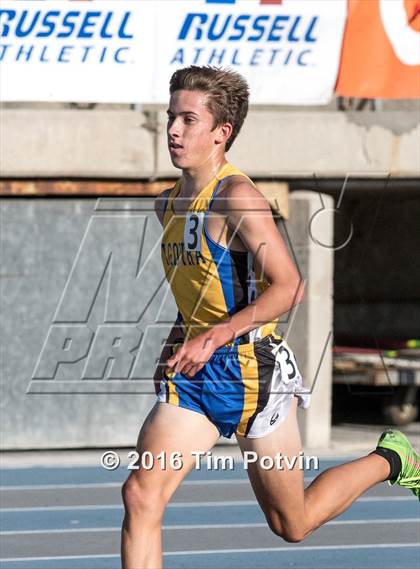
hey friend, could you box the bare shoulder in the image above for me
[215,175,271,215]
[154,187,173,225]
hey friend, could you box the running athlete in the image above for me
[121,66,420,569]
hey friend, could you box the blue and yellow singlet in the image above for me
[160,162,281,346]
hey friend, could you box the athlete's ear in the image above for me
[215,122,233,146]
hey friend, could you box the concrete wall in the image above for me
[0,193,333,450]
[1,199,168,449]
[1,109,419,179]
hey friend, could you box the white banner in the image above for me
[0,0,347,105]
[0,0,155,103]
[155,0,347,105]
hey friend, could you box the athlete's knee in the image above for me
[269,522,306,543]
[121,475,167,520]
[266,512,306,543]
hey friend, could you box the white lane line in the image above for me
[1,518,419,536]
[0,477,322,491]
[0,479,251,491]
[164,543,419,555]
[0,542,418,563]
[0,483,121,491]
[166,542,420,556]
[0,494,415,513]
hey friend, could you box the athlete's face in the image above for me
[167,90,229,170]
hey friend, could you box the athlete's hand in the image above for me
[165,333,219,378]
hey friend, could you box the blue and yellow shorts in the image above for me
[157,334,310,439]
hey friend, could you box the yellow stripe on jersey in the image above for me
[167,379,179,406]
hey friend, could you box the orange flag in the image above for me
[336,0,420,99]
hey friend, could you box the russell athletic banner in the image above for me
[0,0,418,104]
[336,0,420,99]
[0,0,347,104]
[0,1,155,104]
[152,0,347,105]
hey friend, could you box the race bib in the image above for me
[184,212,204,253]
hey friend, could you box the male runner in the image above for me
[121,65,420,569]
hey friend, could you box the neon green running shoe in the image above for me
[376,429,420,500]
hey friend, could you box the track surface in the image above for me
[1,457,419,569]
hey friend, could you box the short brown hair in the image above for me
[169,66,249,152]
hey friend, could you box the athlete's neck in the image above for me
[180,157,228,198]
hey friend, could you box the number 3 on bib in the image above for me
[184,212,204,253]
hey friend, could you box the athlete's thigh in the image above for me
[236,397,305,518]
[127,401,220,502]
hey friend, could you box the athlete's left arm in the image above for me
[211,182,305,344]
[166,182,305,378]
